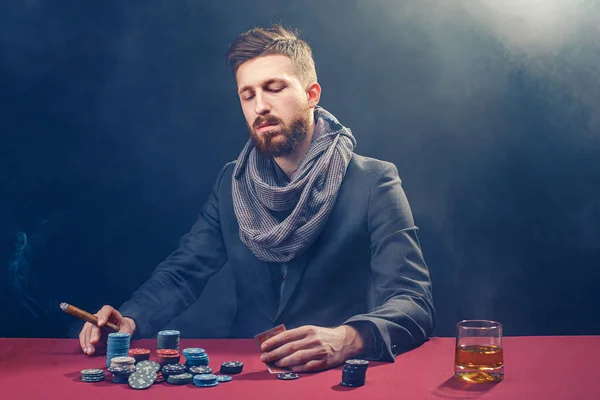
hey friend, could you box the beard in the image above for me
[247,109,310,158]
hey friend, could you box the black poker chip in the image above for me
[220,361,244,375]
[277,372,300,380]
[345,359,369,368]
[167,372,193,385]
[341,359,368,387]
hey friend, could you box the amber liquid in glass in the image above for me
[454,344,504,383]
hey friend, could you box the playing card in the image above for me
[254,324,288,373]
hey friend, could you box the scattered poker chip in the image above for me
[194,381,219,387]
[277,372,300,380]
[128,372,155,390]
[192,373,219,388]
[220,361,244,375]
[216,375,233,382]
[188,365,212,375]
[136,360,161,373]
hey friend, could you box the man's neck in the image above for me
[274,116,316,180]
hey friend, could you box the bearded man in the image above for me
[79,24,435,373]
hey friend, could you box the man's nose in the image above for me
[254,92,270,115]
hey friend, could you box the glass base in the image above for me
[454,369,504,383]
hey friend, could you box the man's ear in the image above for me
[306,82,321,108]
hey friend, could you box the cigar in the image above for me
[60,302,120,332]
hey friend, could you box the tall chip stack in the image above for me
[340,359,369,387]
[157,330,180,350]
[106,332,131,368]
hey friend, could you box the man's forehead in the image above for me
[236,55,297,89]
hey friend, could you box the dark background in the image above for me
[1,1,599,339]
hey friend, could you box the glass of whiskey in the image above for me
[454,320,503,383]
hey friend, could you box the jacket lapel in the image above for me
[274,250,312,320]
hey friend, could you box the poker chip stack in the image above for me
[110,356,136,370]
[193,373,219,388]
[167,372,193,385]
[154,371,165,384]
[107,365,134,384]
[161,363,187,378]
[341,359,369,387]
[106,332,131,368]
[80,368,105,383]
[220,361,244,375]
[128,348,151,363]
[182,347,210,367]
[157,330,180,350]
[156,348,180,366]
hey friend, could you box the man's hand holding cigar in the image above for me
[77,305,136,356]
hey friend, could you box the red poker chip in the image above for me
[129,348,151,355]
[156,349,179,356]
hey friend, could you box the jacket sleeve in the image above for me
[344,162,435,361]
[118,163,232,337]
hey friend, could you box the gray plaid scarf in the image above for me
[232,106,356,263]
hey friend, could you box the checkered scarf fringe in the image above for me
[232,107,356,262]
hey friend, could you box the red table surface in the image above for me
[0,336,599,400]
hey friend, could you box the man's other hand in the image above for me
[78,305,136,356]
[259,325,365,372]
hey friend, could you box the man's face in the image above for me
[236,55,311,157]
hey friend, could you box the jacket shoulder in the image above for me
[348,153,398,179]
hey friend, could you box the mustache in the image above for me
[253,115,282,129]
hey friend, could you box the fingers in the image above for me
[96,305,118,327]
[290,359,329,373]
[261,326,313,352]
[261,336,312,364]
[79,322,92,354]
[78,305,119,356]
[272,348,325,368]
[79,321,101,355]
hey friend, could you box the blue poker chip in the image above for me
[108,332,131,338]
[193,381,219,387]
[193,373,217,382]
[188,366,212,375]
[216,375,232,382]
[158,330,180,336]
[182,348,205,355]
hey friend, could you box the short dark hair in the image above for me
[226,24,317,87]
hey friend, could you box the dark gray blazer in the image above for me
[119,154,435,361]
